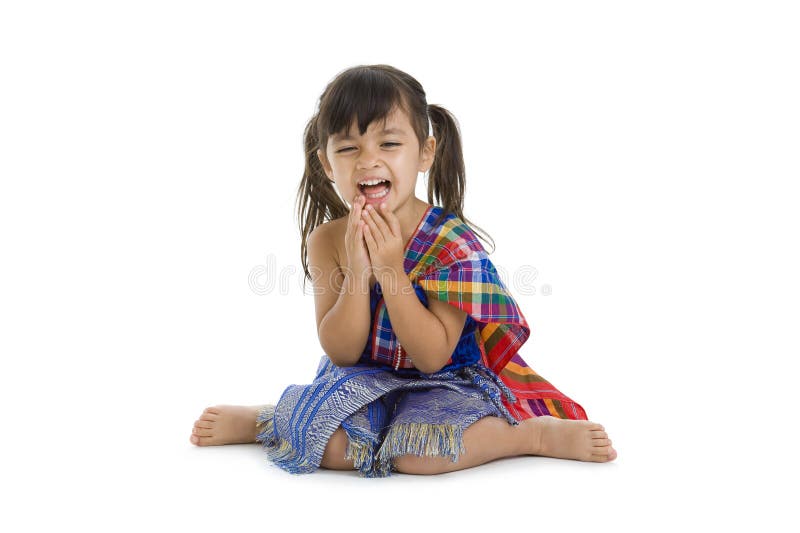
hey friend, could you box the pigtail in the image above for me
[427,104,495,254]
[296,113,349,284]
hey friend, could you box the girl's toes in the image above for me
[191,435,213,446]
[592,446,617,462]
[193,427,214,437]
[592,438,611,447]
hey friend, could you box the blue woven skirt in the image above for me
[255,355,520,477]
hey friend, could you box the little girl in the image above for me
[190,64,616,477]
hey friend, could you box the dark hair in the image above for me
[296,64,495,282]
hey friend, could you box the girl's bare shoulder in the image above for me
[309,215,348,267]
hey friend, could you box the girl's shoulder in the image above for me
[314,215,347,243]
[325,214,349,233]
[308,216,347,266]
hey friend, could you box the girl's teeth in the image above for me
[366,188,389,199]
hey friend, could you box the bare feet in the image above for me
[189,405,263,446]
[525,416,617,462]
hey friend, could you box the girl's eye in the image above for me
[336,143,400,154]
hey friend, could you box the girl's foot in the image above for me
[525,415,618,462]
[189,405,263,446]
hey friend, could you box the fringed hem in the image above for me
[344,434,379,477]
[337,422,377,477]
[254,404,317,475]
[255,404,275,434]
[374,422,466,477]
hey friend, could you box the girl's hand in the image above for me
[361,202,405,279]
[344,194,372,281]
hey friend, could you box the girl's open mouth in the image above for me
[360,180,391,201]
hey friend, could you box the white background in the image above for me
[1,1,798,531]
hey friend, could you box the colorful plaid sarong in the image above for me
[256,205,587,477]
[404,206,588,421]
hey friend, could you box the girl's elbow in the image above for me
[330,354,360,368]
[318,334,356,367]
[414,361,441,374]
[322,348,356,367]
[321,342,361,367]
[412,351,449,374]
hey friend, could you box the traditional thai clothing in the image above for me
[256,205,587,477]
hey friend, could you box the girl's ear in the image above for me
[317,149,334,181]
[419,136,436,173]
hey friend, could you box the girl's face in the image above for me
[317,107,436,212]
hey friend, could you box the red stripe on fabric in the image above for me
[369,303,381,363]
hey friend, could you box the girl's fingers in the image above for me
[349,196,365,238]
[350,195,362,222]
[346,197,364,258]
[358,218,370,248]
[366,205,393,238]
[362,207,384,245]
[355,222,369,267]
[362,221,376,250]
[379,203,402,237]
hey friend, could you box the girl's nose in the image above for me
[356,146,380,168]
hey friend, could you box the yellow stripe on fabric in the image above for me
[481,323,499,336]
[418,280,501,295]
[552,399,568,419]
[543,398,569,419]
[505,361,540,376]
[500,367,547,384]
[480,323,505,358]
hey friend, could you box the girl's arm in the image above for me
[379,270,468,374]
[309,223,371,367]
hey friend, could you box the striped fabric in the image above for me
[371,205,587,421]
[257,356,519,477]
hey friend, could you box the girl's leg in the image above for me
[190,407,618,475]
[190,406,358,471]
[319,427,357,471]
[392,415,617,475]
